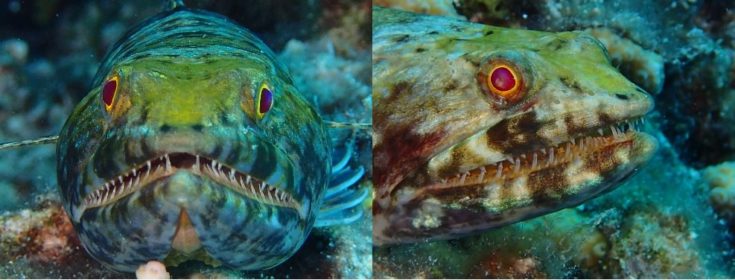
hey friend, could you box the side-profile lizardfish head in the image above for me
[372,7,657,245]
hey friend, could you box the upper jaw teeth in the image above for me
[427,116,646,188]
[81,153,299,213]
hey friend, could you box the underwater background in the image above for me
[374,0,735,278]
[1,0,735,279]
[0,0,371,278]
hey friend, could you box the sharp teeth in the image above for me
[567,143,574,160]
[532,153,538,169]
[111,183,119,198]
[165,154,172,171]
[495,162,503,179]
[598,128,604,136]
[146,161,152,177]
[102,189,110,204]
[513,157,520,173]
[246,175,252,185]
[118,176,123,185]
[478,167,486,182]
[211,161,219,176]
[134,175,141,187]
[571,138,576,146]
[258,182,266,198]
[132,169,136,177]
[194,155,200,171]
[229,169,236,182]
[249,182,256,196]
[266,189,274,202]
[548,148,555,166]
[238,177,245,189]
[459,172,467,185]
[540,148,547,155]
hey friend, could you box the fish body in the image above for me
[57,7,331,271]
[372,7,657,245]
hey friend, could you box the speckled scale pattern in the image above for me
[372,7,656,245]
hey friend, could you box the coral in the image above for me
[586,28,665,95]
[278,26,370,121]
[469,252,545,278]
[702,162,735,221]
[275,1,372,184]
[0,200,125,278]
[657,47,735,167]
[573,230,608,269]
[0,38,63,212]
[135,261,170,279]
[605,210,699,278]
[374,0,464,18]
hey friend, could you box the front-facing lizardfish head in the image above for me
[57,39,329,271]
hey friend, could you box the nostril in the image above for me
[160,124,172,132]
[191,124,204,132]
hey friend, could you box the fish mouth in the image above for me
[420,117,656,193]
[80,152,299,213]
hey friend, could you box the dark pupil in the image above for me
[102,80,117,106]
[259,88,273,114]
[491,67,515,91]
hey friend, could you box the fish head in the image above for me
[57,50,329,270]
[373,8,656,244]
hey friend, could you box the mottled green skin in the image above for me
[373,7,656,244]
[56,9,329,271]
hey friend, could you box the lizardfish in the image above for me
[28,2,367,272]
[372,6,656,245]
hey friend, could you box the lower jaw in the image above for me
[410,131,657,204]
[375,132,657,244]
[78,173,303,271]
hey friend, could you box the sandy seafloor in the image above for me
[373,0,735,278]
[0,0,371,278]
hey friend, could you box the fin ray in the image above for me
[326,166,365,199]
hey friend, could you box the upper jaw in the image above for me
[418,101,654,188]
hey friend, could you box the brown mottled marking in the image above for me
[485,111,545,154]
[372,7,656,245]
[527,164,570,204]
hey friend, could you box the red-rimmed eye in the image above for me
[486,64,523,103]
[257,83,273,118]
[102,77,118,111]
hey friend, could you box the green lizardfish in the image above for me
[372,6,657,245]
[10,2,368,273]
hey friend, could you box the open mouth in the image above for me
[421,117,651,191]
[81,153,298,212]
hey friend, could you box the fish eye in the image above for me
[101,76,119,112]
[257,83,273,118]
[486,64,523,103]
